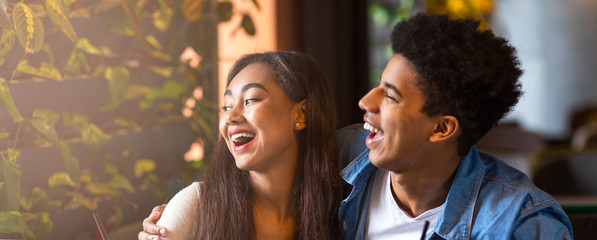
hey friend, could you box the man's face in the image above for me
[359,54,438,172]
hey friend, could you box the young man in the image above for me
[336,13,571,239]
[139,13,572,240]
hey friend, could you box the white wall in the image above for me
[493,0,597,139]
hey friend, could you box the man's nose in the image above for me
[359,87,381,113]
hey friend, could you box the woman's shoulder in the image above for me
[175,181,202,200]
[156,182,202,239]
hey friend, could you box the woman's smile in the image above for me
[229,129,256,151]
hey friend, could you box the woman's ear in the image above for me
[429,115,459,142]
[294,100,307,130]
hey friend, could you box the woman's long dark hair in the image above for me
[189,51,342,239]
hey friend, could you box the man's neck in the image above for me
[388,151,461,217]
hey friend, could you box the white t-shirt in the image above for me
[365,169,445,240]
[156,182,201,240]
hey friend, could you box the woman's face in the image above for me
[219,63,303,173]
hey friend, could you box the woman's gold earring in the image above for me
[295,122,300,127]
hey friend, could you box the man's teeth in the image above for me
[364,123,383,133]
[231,132,255,142]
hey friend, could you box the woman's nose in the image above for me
[224,105,243,125]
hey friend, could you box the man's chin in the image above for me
[367,151,385,167]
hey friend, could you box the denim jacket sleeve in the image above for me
[511,204,572,239]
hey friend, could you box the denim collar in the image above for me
[433,146,484,239]
[341,148,375,187]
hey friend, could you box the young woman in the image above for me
[147,52,342,240]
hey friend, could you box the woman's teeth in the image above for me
[231,132,255,145]
[364,122,383,133]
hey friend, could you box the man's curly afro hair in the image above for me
[391,13,523,156]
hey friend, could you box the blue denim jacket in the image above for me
[336,124,573,240]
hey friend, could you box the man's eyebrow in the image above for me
[223,83,268,96]
[384,82,403,98]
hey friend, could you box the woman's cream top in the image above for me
[156,182,201,240]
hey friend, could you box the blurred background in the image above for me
[1,0,596,239]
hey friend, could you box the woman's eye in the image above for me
[222,106,232,111]
[244,98,258,105]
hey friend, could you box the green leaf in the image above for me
[65,50,90,75]
[102,67,130,111]
[12,3,44,53]
[0,211,26,233]
[153,0,172,32]
[41,43,55,67]
[105,162,119,175]
[134,159,155,178]
[33,109,60,125]
[55,140,79,185]
[62,111,88,129]
[148,50,172,61]
[147,65,172,78]
[153,80,186,100]
[20,195,32,210]
[0,78,24,123]
[241,14,256,36]
[48,172,76,188]
[109,24,135,36]
[191,159,203,169]
[85,182,120,197]
[0,148,21,211]
[0,29,15,63]
[0,181,3,191]
[29,109,60,142]
[108,205,124,227]
[0,0,12,29]
[182,0,204,22]
[144,35,163,50]
[64,0,77,6]
[72,193,99,210]
[81,123,111,148]
[27,4,48,16]
[109,174,134,192]
[46,0,77,42]
[114,118,141,132]
[217,1,233,22]
[125,84,149,100]
[17,60,63,81]
[22,212,53,238]
[75,38,114,57]
[0,127,5,141]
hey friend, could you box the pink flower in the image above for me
[185,98,196,108]
[193,87,204,100]
[182,107,193,118]
[184,140,204,162]
[179,46,202,68]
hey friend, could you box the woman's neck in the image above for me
[250,171,295,220]
[249,161,297,240]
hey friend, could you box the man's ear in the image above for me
[294,100,307,130]
[429,115,459,142]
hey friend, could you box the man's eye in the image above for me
[222,106,232,111]
[385,94,398,102]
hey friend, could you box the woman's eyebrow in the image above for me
[224,83,268,96]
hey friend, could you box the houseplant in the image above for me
[0,0,258,239]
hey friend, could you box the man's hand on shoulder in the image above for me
[138,204,168,240]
